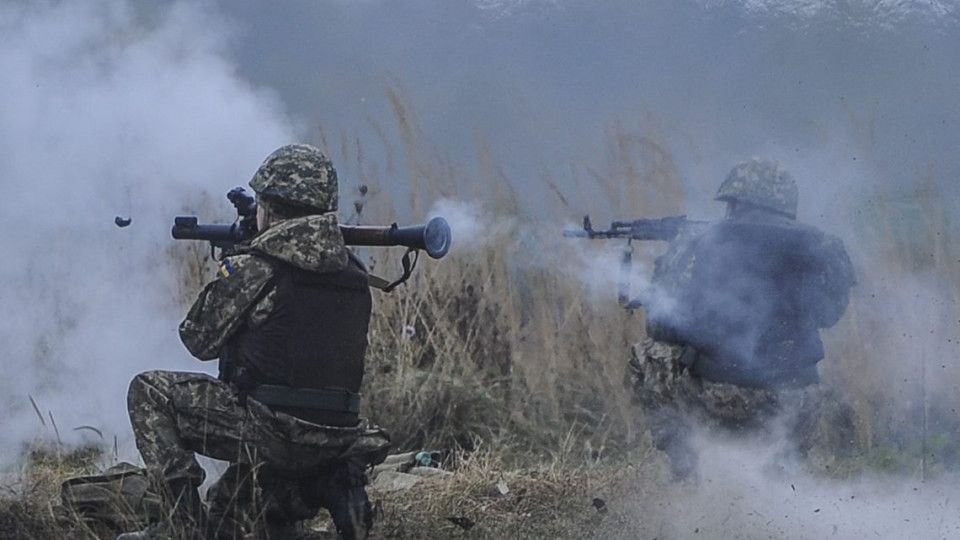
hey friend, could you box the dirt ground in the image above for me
[3,438,960,540]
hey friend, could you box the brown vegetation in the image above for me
[2,86,959,538]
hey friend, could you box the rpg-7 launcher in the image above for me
[173,187,452,291]
[563,214,701,309]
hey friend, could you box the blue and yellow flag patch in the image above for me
[219,258,237,278]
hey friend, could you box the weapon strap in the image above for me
[372,248,419,293]
[367,274,392,290]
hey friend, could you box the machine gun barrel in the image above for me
[563,213,703,311]
[563,214,692,242]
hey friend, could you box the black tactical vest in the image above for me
[234,253,372,394]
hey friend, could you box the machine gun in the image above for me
[173,187,452,291]
[561,215,691,242]
[563,214,701,309]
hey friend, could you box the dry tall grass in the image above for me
[0,443,107,540]
[347,88,696,463]
[361,237,644,459]
[822,173,960,474]
[338,84,960,476]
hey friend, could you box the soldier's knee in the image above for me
[127,370,179,412]
[129,369,165,388]
[128,371,151,403]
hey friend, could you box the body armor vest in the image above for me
[235,253,372,395]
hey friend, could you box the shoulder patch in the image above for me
[218,258,237,278]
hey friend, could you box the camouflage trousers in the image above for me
[626,339,855,479]
[127,370,391,537]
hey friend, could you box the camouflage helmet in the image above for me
[715,158,799,219]
[249,144,338,213]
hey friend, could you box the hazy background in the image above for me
[204,0,959,218]
[2,0,958,536]
[0,0,298,458]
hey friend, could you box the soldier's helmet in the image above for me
[249,143,338,213]
[715,158,798,219]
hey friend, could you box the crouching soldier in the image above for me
[627,158,857,480]
[118,144,391,540]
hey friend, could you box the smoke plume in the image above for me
[0,0,297,461]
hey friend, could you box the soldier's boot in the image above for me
[204,509,246,540]
[325,488,372,540]
[117,479,207,540]
[324,465,373,540]
[299,463,373,540]
[205,461,263,540]
[261,521,333,540]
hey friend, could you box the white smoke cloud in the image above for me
[427,198,503,252]
[427,197,544,256]
[0,0,298,462]
[426,198,657,307]
[560,233,661,307]
[657,433,960,539]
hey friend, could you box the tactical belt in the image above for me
[249,385,362,414]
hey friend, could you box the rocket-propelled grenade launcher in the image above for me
[173,187,452,291]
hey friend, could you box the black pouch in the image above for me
[60,462,163,532]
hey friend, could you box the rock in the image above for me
[371,471,422,492]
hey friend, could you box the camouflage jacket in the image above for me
[642,208,855,382]
[179,214,349,360]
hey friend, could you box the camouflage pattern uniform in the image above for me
[628,158,857,479]
[127,369,389,537]
[125,145,390,540]
[627,339,854,479]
